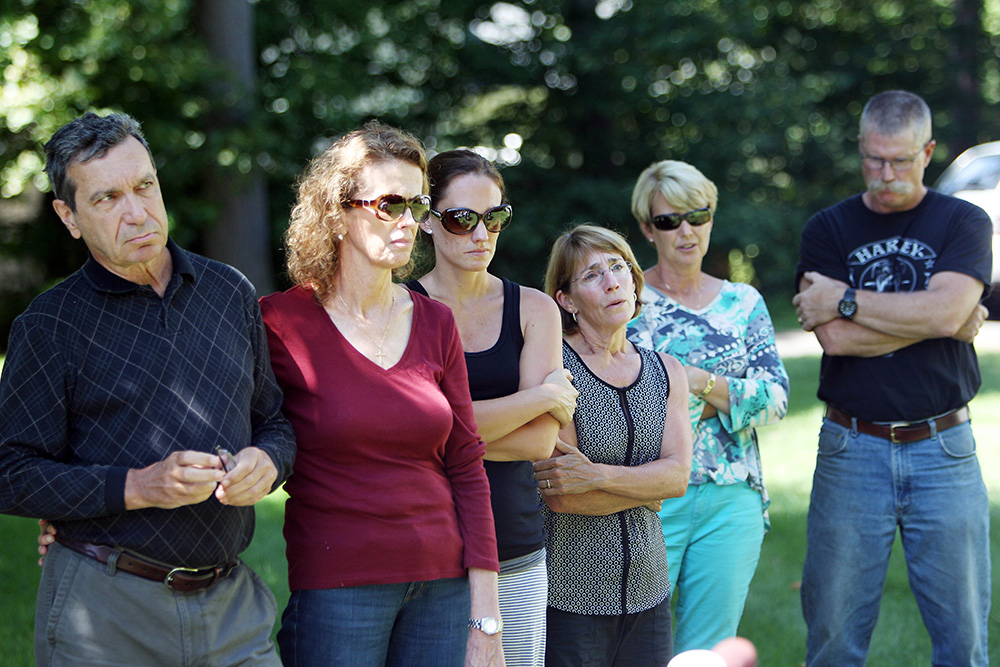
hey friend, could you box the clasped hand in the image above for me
[125,447,277,510]
[954,304,988,343]
[36,447,276,566]
[532,439,603,496]
[793,272,847,331]
[541,368,578,429]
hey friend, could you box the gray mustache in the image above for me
[867,180,912,195]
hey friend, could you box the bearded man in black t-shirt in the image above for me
[793,90,992,667]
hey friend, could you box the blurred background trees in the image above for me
[2,0,999,349]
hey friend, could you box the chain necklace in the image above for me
[337,292,396,366]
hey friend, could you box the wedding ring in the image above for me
[546,479,551,489]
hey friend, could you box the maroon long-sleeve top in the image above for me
[261,285,499,590]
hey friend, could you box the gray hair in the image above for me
[859,90,932,146]
[44,112,153,211]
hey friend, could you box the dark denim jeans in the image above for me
[277,577,470,667]
[801,419,990,666]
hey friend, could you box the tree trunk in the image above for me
[194,0,276,296]
[947,0,984,155]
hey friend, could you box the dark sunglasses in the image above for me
[650,206,712,230]
[343,194,432,223]
[431,205,512,235]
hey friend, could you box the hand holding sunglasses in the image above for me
[650,206,712,230]
[431,204,512,235]
[343,194,432,223]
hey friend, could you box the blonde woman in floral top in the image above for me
[625,160,789,654]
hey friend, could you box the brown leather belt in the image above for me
[825,405,969,444]
[55,535,238,593]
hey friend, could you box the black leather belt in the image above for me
[55,535,238,592]
[825,405,969,444]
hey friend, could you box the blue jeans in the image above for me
[659,481,765,653]
[801,418,990,667]
[277,577,470,667]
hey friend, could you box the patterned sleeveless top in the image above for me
[543,341,672,615]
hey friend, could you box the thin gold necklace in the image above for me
[337,292,396,366]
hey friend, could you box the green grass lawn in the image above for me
[1,350,999,665]
[737,351,1000,666]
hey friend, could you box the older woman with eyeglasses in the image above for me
[406,149,577,666]
[259,123,502,667]
[625,160,789,653]
[535,224,692,666]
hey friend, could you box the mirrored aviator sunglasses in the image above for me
[343,194,432,223]
[650,206,712,231]
[433,204,512,235]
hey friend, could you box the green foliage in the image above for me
[4,0,1000,349]
[0,0,257,343]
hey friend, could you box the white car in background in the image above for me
[934,141,1000,319]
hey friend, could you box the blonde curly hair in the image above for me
[285,120,427,302]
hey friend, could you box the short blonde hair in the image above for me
[285,121,427,302]
[543,224,644,334]
[630,160,718,227]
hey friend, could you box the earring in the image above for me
[336,233,344,241]
[647,237,654,243]
[572,311,578,323]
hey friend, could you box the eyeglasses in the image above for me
[860,141,931,173]
[650,207,712,230]
[431,205,512,235]
[343,194,432,223]
[572,260,633,287]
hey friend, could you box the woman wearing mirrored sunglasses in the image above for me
[625,160,789,654]
[259,124,502,667]
[406,149,577,667]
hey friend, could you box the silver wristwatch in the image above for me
[468,617,503,635]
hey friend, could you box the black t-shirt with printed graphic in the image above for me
[796,190,992,422]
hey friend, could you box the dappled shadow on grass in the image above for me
[746,500,1000,665]
[783,356,821,419]
[977,351,1000,396]
[739,505,808,666]
[749,351,1000,664]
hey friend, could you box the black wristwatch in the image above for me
[838,288,857,320]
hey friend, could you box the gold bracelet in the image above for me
[698,373,717,400]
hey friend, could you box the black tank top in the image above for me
[407,278,546,561]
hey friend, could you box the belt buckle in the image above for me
[888,422,909,444]
[164,566,213,590]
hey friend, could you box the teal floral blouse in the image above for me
[627,280,789,518]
